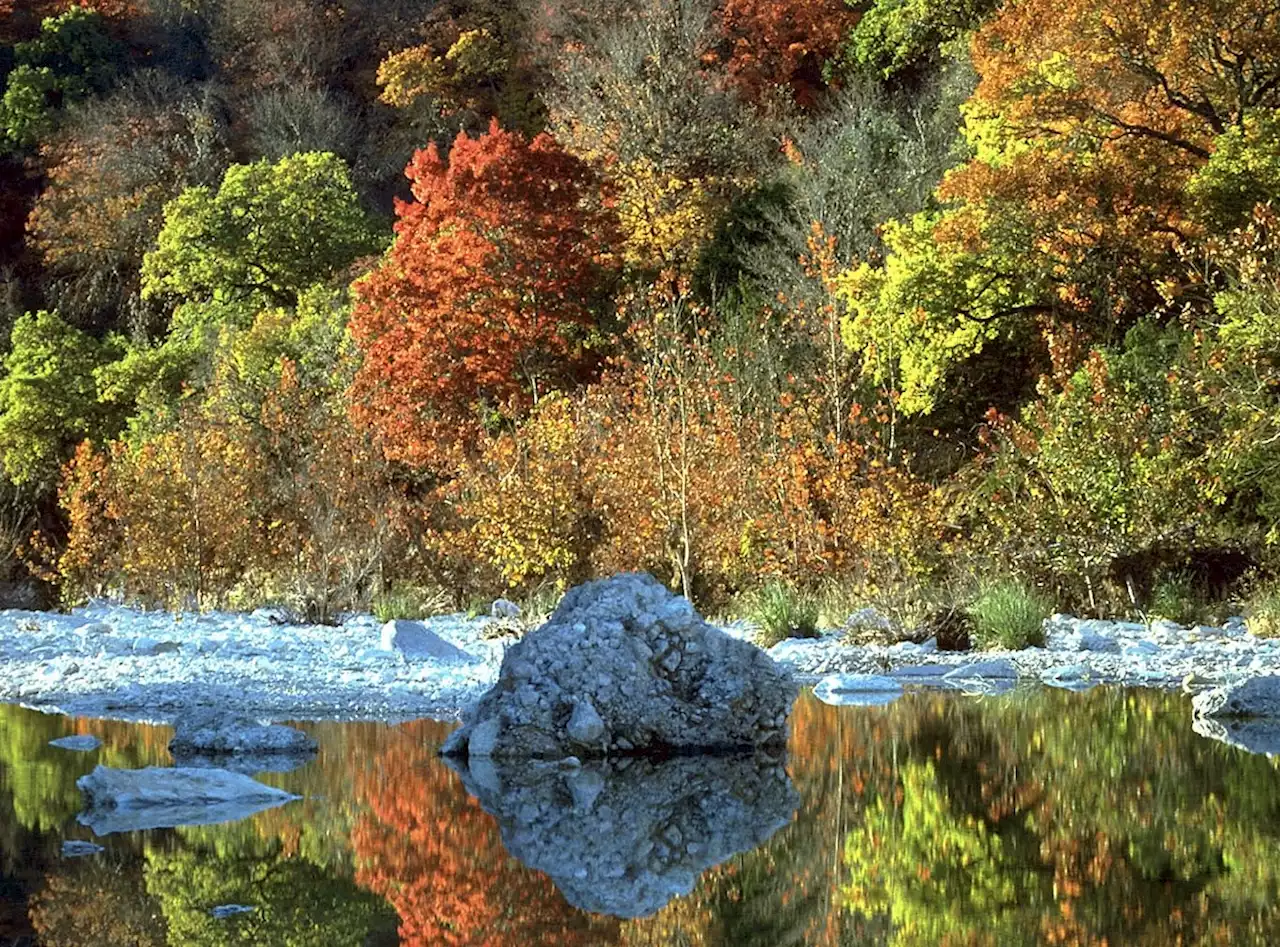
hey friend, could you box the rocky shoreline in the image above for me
[0,600,1278,724]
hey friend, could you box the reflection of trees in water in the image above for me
[351,719,619,946]
[6,692,1280,946]
[841,689,1280,946]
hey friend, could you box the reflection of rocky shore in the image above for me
[1192,716,1280,756]
[445,751,799,918]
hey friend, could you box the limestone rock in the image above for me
[441,574,797,760]
[491,598,522,619]
[50,734,101,752]
[444,751,798,917]
[813,674,903,707]
[380,619,475,662]
[76,765,298,834]
[1192,675,1280,718]
[169,710,317,770]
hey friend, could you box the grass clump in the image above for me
[968,579,1050,650]
[1245,584,1280,638]
[1148,572,1210,626]
[747,582,821,648]
[372,584,450,622]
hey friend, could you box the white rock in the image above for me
[567,699,607,745]
[380,620,476,662]
[1193,676,1280,718]
[444,574,797,760]
[1065,630,1121,653]
[491,598,522,619]
[76,765,299,835]
[813,674,903,707]
[50,735,101,752]
[942,659,1019,681]
[1123,641,1161,657]
[169,710,317,759]
[1041,664,1097,691]
[61,840,104,857]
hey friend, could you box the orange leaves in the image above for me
[718,0,858,108]
[349,120,619,471]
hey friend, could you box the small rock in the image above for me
[169,710,317,760]
[1064,631,1120,653]
[491,598,523,619]
[61,840,104,858]
[942,659,1019,682]
[210,905,257,919]
[1123,641,1161,657]
[813,674,902,707]
[50,735,100,752]
[1041,664,1097,691]
[567,699,607,745]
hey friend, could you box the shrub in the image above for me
[1244,585,1280,639]
[968,579,1050,650]
[748,581,821,648]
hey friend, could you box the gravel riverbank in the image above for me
[0,602,1275,723]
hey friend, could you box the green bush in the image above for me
[748,582,821,648]
[968,579,1050,650]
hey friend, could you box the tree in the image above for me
[0,310,120,489]
[841,0,998,80]
[349,120,617,469]
[837,0,1280,417]
[543,0,764,271]
[718,0,858,108]
[27,72,229,329]
[141,152,383,317]
[0,6,121,152]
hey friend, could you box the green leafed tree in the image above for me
[141,152,384,317]
[0,310,121,489]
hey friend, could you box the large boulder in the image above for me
[1192,675,1280,718]
[445,752,798,917]
[442,574,797,760]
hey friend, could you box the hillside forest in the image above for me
[2,0,1280,623]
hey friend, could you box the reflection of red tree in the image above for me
[352,721,619,947]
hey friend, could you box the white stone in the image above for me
[491,598,522,619]
[50,734,100,751]
[1193,675,1280,718]
[567,699,607,745]
[942,659,1019,681]
[1065,630,1121,653]
[380,620,476,662]
[169,710,317,760]
[813,674,903,707]
[76,765,299,834]
[443,574,796,760]
[61,840,104,857]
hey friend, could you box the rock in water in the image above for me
[444,752,798,917]
[169,710,317,771]
[1193,716,1280,756]
[813,674,902,707]
[379,619,476,662]
[441,574,797,760]
[50,734,101,752]
[1193,676,1280,718]
[76,765,298,835]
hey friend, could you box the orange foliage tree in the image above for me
[719,0,859,108]
[349,119,618,470]
[351,720,618,946]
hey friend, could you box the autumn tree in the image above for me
[349,120,618,469]
[543,0,764,271]
[0,6,121,152]
[142,151,383,317]
[718,0,858,108]
[27,72,229,330]
[839,0,1280,416]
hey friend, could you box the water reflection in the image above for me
[1,689,1280,945]
[445,751,798,918]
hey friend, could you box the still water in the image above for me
[2,688,1280,945]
